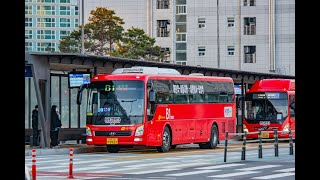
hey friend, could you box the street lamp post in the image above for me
[81,0,85,54]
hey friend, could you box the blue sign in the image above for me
[25,65,32,77]
[234,84,242,95]
[68,73,91,88]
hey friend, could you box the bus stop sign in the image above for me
[25,65,32,77]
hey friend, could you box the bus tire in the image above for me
[199,124,218,149]
[156,126,171,152]
[106,145,120,153]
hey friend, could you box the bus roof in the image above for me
[91,73,233,82]
[248,79,295,92]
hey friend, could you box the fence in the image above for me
[224,129,295,162]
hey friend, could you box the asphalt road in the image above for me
[25,143,295,180]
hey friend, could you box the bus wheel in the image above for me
[199,124,218,149]
[156,126,171,152]
[106,145,120,153]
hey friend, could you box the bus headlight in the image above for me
[281,124,289,134]
[86,126,92,136]
[243,124,249,133]
[135,125,144,136]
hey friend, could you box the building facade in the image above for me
[25,0,80,52]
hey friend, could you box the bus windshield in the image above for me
[87,80,144,125]
[244,92,288,123]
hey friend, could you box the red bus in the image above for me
[77,67,236,153]
[243,79,295,139]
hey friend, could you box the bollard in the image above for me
[32,149,36,180]
[224,132,229,162]
[289,129,294,155]
[241,132,247,160]
[274,129,279,157]
[258,130,262,158]
[68,148,74,179]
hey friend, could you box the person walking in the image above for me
[50,105,62,147]
[32,105,40,147]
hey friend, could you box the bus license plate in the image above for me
[261,132,269,138]
[107,138,118,144]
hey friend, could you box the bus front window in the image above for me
[245,92,288,123]
[87,80,144,125]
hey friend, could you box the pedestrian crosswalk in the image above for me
[25,151,295,180]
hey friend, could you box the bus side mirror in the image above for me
[147,89,156,119]
[149,89,155,103]
[77,84,89,105]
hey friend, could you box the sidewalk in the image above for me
[25,141,107,156]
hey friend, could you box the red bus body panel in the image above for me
[86,73,236,147]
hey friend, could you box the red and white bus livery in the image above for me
[243,79,295,139]
[77,67,236,153]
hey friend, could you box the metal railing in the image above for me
[224,129,295,162]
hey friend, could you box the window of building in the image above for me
[25,42,33,51]
[227,17,234,27]
[37,18,55,27]
[157,0,169,9]
[37,42,56,52]
[75,6,79,15]
[60,0,70,3]
[176,61,187,65]
[60,6,71,15]
[176,15,186,23]
[176,5,186,14]
[228,46,235,56]
[176,33,186,42]
[244,0,256,6]
[198,18,206,28]
[157,20,170,37]
[176,0,186,5]
[198,46,206,56]
[161,47,171,62]
[37,5,55,15]
[37,30,55,39]
[244,46,256,63]
[176,24,186,32]
[244,17,256,35]
[37,0,55,2]
[75,19,79,27]
[25,5,32,15]
[60,18,70,27]
[176,52,187,60]
[25,0,33,2]
[176,43,186,51]
[25,18,33,27]
[60,30,70,39]
[25,30,33,40]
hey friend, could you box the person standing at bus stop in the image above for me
[50,105,62,147]
[32,105,41,147]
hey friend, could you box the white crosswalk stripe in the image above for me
[251,172,295,179]
[208,171,261,178]
[127,168,181,175]
[236,165,281,171]
[273,167,295,172]
[196,163,245,170]
[166,169,220,176]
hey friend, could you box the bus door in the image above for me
[289,94,295,131]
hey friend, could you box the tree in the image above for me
[112,27,165,62]
[88,7,124,56]
[59,7,124,56]
[59,24,93,53]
